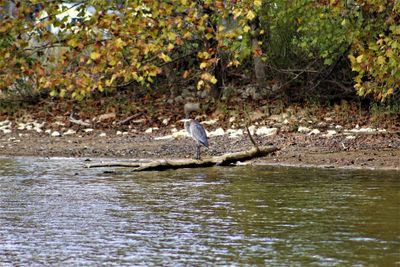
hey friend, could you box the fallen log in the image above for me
[86,146,277,171]
[86,162,142,168]
[130,145,277,172]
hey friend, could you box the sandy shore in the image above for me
[1,130,399,170]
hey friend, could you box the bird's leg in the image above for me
[195,144,201,160]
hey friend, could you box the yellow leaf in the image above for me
[243,25,251,33]
[356,55,364,63]
[109,59,117,66]
[67,38,78,47]
[197,80,204,90]
[159,53,171,62]
[90,52,101,60]
[59,89,66,98]
[246,10,256,21]
[200,62,208,69]
[376,56,385,65]
[254,0,262,7]
[167,43,175,51]
[168,32,176,41]
[210,76,217,84]
[115,38,125,49]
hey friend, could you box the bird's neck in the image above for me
[184,120,191,134]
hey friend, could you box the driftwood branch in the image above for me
[86,162,142,168]
[69,113,91,127]
[87,145,277,172]
[116,113,143,125]
[132,145,277,171]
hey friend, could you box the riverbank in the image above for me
[1,128,399,170]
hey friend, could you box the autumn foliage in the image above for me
[0,0,398,102]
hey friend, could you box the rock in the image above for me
[17,123,26,130]
[98,112,116,122]
[131,119,146,124]
[45,129,52,134]
[346,135,356,139]
[198,90,208,99]
[51,131,61,137]
[181,88,192,98]
[248,125,256,135]
[174,95,184,103]
[172,129,188,138]
[84,128,94,133]
[184,102,200,114]
[54,121,65,126]
[227,128,243,138]
[162,118,170,125]
[34,128,43,133]
[1,128,12,134]
[229,117,236,123]
[99,132,107,137]
[208,127,225,137]
[250,110,265,121]
[268,113,289,123]
[298,126,311,133]
[256,127,278,136]
[33,121,45,129]
[348,127,376,134]
[308,129,321,135]
[64,129,76,136]
[221,87,234,100]
[325,130,337,137]
[116,131,122,135]
[0,120,10,127]
[201,119,218,125]
[145,128,153,133]
[154,135,174,141]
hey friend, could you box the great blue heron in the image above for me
[183,118,208,160]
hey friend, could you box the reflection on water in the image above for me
[0,157,399,266]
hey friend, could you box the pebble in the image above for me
[298,126,311,133]
[84,128,94,133]
[172,130,188,138]
[64,129,76,136]
[51,131,61,137]
[227,128,243,138]
[256,127,278,136]
[2,129,12,134]
[308,129,321,135]
[162,118,170,125]
[99,132,107,137]
[247,125,256,135]
[208,127,225,137]
[325,130,337,137]
[0,120,10,126]
[202,119,218,125]
[154,135,174,140]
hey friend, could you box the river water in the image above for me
[0,157,399,266]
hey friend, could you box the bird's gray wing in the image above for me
[190,121,209,148]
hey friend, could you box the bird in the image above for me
[183,118,208,160]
